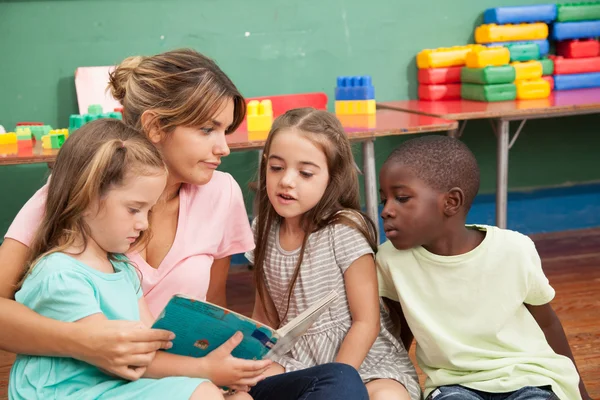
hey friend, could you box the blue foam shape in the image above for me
[335,75,375,100]
[552,20,600,41]
[484,4,557,24]
[554,72,600,90]
[485,40,550,57]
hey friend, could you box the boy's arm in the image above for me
[526,303,591,400]
[383,297,414,351]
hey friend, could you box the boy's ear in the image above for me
[443,187,464,216]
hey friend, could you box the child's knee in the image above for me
[189,381,224,400]
[366,379,410,400]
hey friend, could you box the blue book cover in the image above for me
[152,290,339,360]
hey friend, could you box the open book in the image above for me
[151,290,339,360]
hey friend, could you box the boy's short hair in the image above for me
[384,135,480,211]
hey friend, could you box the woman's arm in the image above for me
[335,254,380,370]
[206,256,231,307]
[0,238,174,380]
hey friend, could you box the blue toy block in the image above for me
[552,20,600,41]
[335,76,375,100]
[484,40,550,57]
[554,72,600,90]
[484,4,557,24]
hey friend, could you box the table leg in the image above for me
[362,140,379,242]
[496,119,509,229]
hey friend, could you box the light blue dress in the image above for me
[9,252,207,400]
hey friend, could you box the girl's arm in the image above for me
[251,289,280,329]
[137,297,271,387]
[206,256,231,307]
[335,254,380,370]
[0,238,174,381]
[526,303,591,400]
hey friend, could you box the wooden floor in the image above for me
[1,228,599,399]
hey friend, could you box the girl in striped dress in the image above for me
[247,108,421,400]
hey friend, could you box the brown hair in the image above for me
[108,48,246,135]
[252,108,378,325]
[20,119,165,285]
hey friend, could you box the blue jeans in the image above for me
[426,385,559,400]
[249,362,368,400]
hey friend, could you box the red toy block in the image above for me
[557,39,600,58]
[246,92,327,117]
[551,55,600,75]
[16,122,43,126]
[417,66,462,84]
[542,75,554,91]
[418,84,462,101]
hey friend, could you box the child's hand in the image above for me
[202,331,272,388]
[74,319,173,380]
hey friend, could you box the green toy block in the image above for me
[461,83,517,102]
[506,43,540,62]
[461,65,516,85]
[69,114,84,131]
[16,129,33,141]
[50,134,66,148]
[88,104,103,115]
[540,58,554,76]
[557,2,600,22]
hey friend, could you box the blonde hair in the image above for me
[20,119,165,286]
[108,48,246,134]
[252,108,378,325]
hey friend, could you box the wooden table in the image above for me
[0,110,457,236]
[377,88,600,228]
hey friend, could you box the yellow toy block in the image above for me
[466,46,510,68]
[417,45,485,69]
[49,128,69,139]
[335,100,375,115]
[0,132,17,145]
[475,23,548,44]
[516,79,551,100]
[247,100,273,133]
[512,60,543,81]
[337,114,377,129]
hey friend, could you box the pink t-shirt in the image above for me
[5,171,255,317]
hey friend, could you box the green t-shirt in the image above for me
[376,225,581,400]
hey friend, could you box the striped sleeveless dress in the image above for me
[247,220,421,400]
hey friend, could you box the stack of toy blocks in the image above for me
[246,99,273,141]
[460,46,517,101]
[69,104,123,132]
[472,4,554,100]
[416,45,483,101]
[334,76,375,114]
[552,2,600,90]
[0,130,17,146]
[41,129,69,150]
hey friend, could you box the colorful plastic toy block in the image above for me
[484,4,557,24]
[540,58,554,76]
[542,75,555,91]
[461,83,517,102]
[334,100,376,115]
[416,45,484,69]
[552,56,600,75]
[461,65,516,85]
[557,2,600,22]
[417,66,462,84]
[0,132,17,145]
[552,21,600,41]
[557,39,600,58]
[475,23,548,44]
[465,47,510,68]
[17,125,52,141]
[554,72,600,90]
[516,79,551,100]
[335,76,375,100]
[418,84,461,101]
[484,40,550,57]
[512,61,543,81]
[337,114,377,130]
[49,128,69,139]
[41,133,66,149]
[16,128,33,141]
[505,43,540,62]
[246,100,273,132]
[88,104,103,115]
[69,111,122,132]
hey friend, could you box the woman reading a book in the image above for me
[0,49,367,399]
